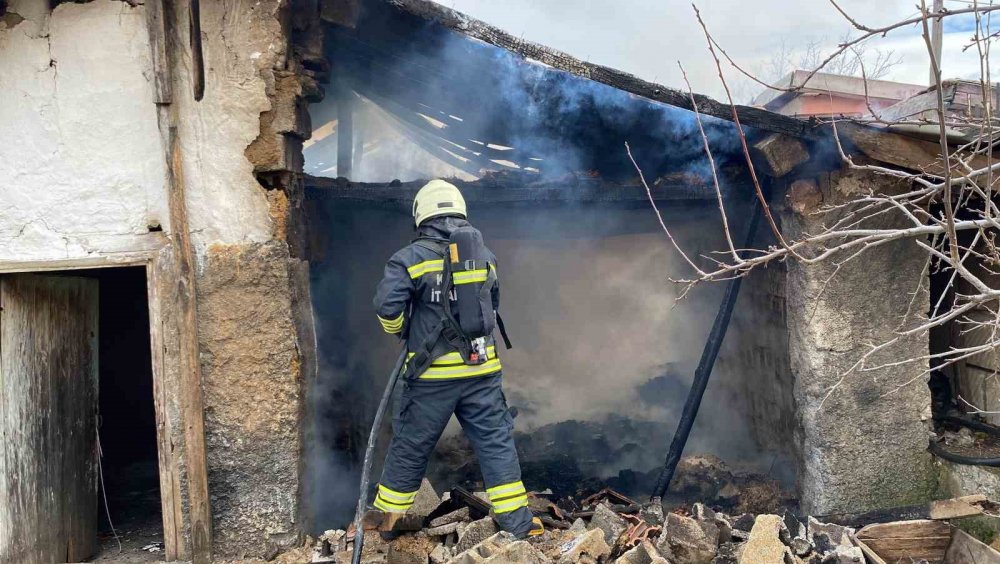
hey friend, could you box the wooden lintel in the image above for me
[305,174,722,206]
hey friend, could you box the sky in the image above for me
[445,0,997,101]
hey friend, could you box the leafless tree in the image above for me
[636,1,1000,414]
[730,32,904,104]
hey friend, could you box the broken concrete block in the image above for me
[453,518,500,555]
[658,512,720,564]
[737,515,792,564]
[446,532,515,564]
[481,540,550,563]
[588,502,627,545]
[557,528,611,563]
[617,540,669,564]
[410,478,442,517]
[429,507,470,528]
[568,518,587,534]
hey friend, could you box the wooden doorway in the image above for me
[0,267,165,563]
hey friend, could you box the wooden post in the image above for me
[146,1,213,562]
[337,84,354,178]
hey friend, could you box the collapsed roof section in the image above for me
[308,0,789,192]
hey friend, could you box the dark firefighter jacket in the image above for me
[373,216,502,380]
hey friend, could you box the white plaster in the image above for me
[170,1,280,251]
[0,0,170,262]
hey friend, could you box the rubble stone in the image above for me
[429,544,451,564]
[693,503,717,521]
[814,545,863,564]
[738,515,793,564]
[589,502,628,546]
[454,517,499,554]
[481,540,550,563]
[425,522,461,537]
[336,550,388,564]
[410,479,442,517]
[730,514,756,533]
[790,537,812,557]
[658,512,720,564]
[617,540,670,564]
[557,528,611,563]
[387,537,430,564]
[429,507,470,528]
[806,518,852,549]
[453,519,501,555]
[712,542,742,564]
[642,498,665,526]
[569,518,587,533]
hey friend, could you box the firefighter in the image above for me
[372,179,542,538]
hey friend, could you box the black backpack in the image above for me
[405,226,511,378]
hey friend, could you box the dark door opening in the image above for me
[85,267,164,561]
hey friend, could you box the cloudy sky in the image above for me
[446,0,994,100]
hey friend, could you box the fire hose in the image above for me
[352,345,409,564]
[650,200,762,500]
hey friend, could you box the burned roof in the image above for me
[318,0,812,184]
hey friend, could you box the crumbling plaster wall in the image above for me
[0,0,320,559]
[0,0,169,261]
[781,169,937,515]
[166,0,318,558]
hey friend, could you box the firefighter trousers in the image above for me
[375,372,533,537]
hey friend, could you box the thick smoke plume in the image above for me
[303,16,780,534]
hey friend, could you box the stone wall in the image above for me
[717,252,799,484]
[781,169,936,515]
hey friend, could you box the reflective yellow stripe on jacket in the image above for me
[377,312,404,334]
[407,261,489,286]
[452,269,488,285]
[406,345,501,380]
[407,259,444,279]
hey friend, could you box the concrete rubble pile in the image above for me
[289,472,1000,564]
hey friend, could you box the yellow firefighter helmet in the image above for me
[412,179,467,227]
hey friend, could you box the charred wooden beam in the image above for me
[751,133,810,177]
[385,0,823,139]
[305,174,722,205]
